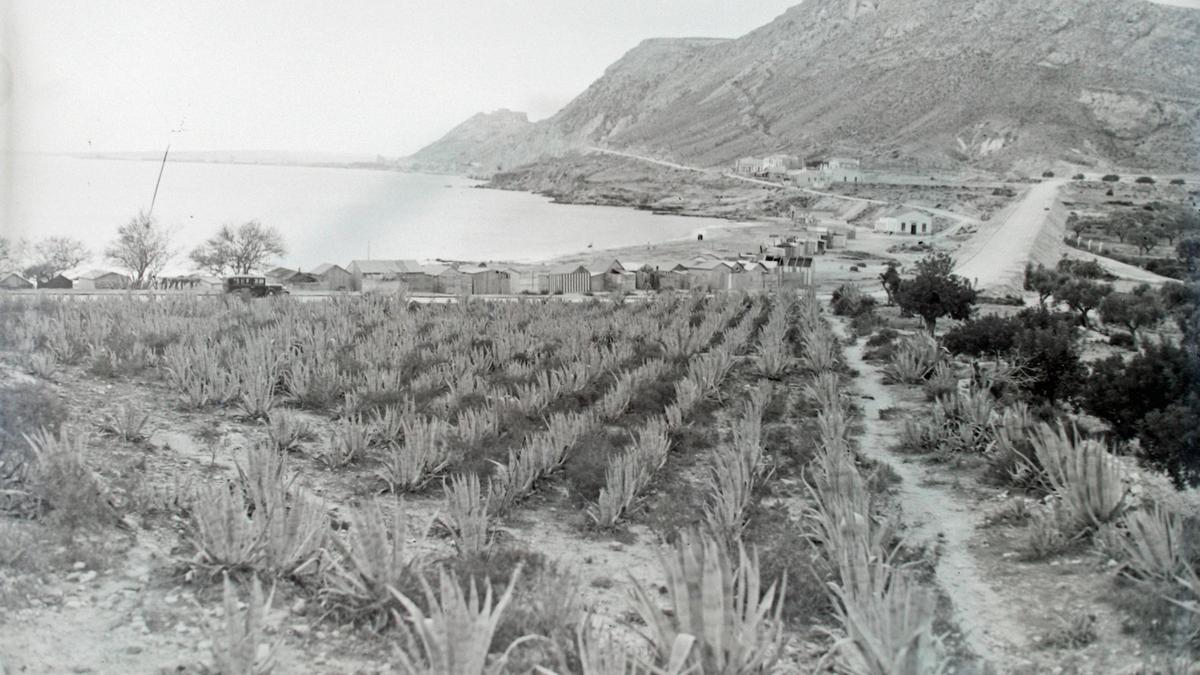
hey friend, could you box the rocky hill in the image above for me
[408,0,1200,173]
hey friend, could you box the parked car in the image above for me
[223,276,288,298]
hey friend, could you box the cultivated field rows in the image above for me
[4,289,1193,672]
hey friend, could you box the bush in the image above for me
[1108,332,1135,349]
[831,283,877,318]
[1135,176,1156,185]
[942,315,1018,357]
[1057,258,1114,281]
[0,382,69,457]
[1169,178,1186,186]
[1081,342,1200,484]
[1073,174,1086,180]
[1102,174,1120,182]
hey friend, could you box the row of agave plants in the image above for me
[886,330,1200,639]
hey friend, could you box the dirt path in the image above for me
[836,320,1031,670]
[953,179,1066,293]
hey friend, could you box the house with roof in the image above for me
[462,266,511,295]
[875,209,934,236]
[310,263,353,291]
[734,157,764,176]
[762,154,802,175]
[37,273,73,290]
[582,259,630,293]
[73,269,130,290]
[0,272,34,290]
[348,259,420,291]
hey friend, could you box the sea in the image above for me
[1,154,729,273]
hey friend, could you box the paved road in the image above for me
[953,180,1067,292]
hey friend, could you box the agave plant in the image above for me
[1029,423,1128,533]
[830,566,948,675]
[390,567,529,675]
[1117,506,1188,587]
[438,473,491,556]
[630,533,786,675]
[321,499,412,630]
[210,575,281,675]
[99,402,151,442]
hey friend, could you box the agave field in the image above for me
[0,290,1194,672]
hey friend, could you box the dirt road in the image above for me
[952,179,1066,293]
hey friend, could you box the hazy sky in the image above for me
[4,0,1199,157]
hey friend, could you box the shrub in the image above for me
[1043,170,1055,178]
[942,315,1018,357]
[1073,174,1086,180]
[0,383,68,458]
[1081,342,1200,483]
[1108,332,1135,349]
[1135,176,1156,185]
[1169,178,1186,186]
[1102,174,1120,182]
[832,284,877,318]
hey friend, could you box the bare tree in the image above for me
[188,221,286,276]
[106,211,175,287]
[0,237,28,271]
[23,237,90,282]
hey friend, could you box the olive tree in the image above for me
[1053,277,1112,327]
[1024,263,1064,308]
[895,252,977,335]
[1100,285,1165,348]
[106,212,175,287]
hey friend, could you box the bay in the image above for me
[2,154,727,273]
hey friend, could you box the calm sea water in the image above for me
[2,155,726,273]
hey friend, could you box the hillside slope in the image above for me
[408,0,1200,173]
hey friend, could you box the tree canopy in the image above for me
[106,212,175,286]
[22,237,90,282]
[188,221,287,276]
[1099,284,1165,347]
[895,252,976,334]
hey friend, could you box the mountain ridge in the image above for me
[407,0,1200,174]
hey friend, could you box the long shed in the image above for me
[310,263,353,291]
[38,274,73,290]
[74,270,130,290]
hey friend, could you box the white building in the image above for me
[875,209,934,235]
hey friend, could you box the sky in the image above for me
[3,0,1199,158]
[1,1,802,157]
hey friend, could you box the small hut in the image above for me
[74,270,130,290]
[0,273,34,290]
[546,263,591,294]
[310,263,353,291]
[38,274,73,290]
[463,267,511,295]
